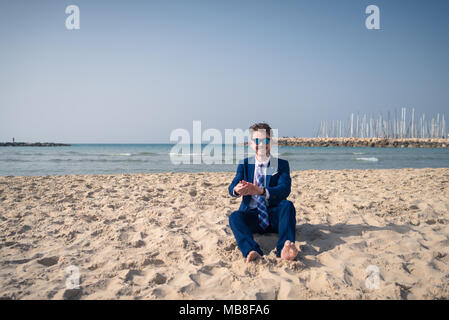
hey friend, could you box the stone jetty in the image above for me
[274,137,448,148]
[0,142,71,147]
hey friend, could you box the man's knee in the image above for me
[279,199,294,208]
[229,210,242,225]
[279,200,296,216]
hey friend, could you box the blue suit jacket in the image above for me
[228,156,292,212]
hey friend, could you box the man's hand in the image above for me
[233,180,246,196]
[234,180,263,196]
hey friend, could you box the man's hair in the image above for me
[249,122,272,137]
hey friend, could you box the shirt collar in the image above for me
[255,155,270,167]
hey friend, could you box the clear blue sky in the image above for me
[1,0,448,143]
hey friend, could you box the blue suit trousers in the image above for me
[229,199,296,258]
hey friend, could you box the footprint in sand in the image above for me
[148,273,167,285]
[63,288,82,300]
[147,259,165,266]
[18,225,32,234]
[189,252,203,266]
[167,251,182,261]
[37,256,59,267]
[119,269,141,282]
[128,232,146,248]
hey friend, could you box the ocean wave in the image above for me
[169,153,203,156]
[80,152,157,157]
[110,153,132,156]
[9,152,47,156]
[136,152,158,156]
[280,152,296,156]
[0,159,33,162]
[65,152,134,157]
[47,158,147,163]
[356,157,379,162]
[352,152,365,155]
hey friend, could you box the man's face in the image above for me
[250,129,271,159]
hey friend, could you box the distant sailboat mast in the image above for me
[316,108,448,139]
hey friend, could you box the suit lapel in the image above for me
[248,157,255,184]
[265,157,278,187]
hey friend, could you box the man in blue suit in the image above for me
[228,123,299,263]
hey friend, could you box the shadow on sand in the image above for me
[254,222,413,267]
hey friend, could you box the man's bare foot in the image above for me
[245,250,261,263]
[281,240,298,261]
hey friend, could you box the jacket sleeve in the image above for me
[265,161,291,202]
[228,162,244,197]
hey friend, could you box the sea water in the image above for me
[1,144,449,176]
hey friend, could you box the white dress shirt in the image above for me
[233,155,270,208]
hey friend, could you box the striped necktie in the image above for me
[255,163,269,230]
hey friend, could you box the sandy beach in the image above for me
[1,168,448,300]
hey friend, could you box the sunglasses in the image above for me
[252,138,270,145]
